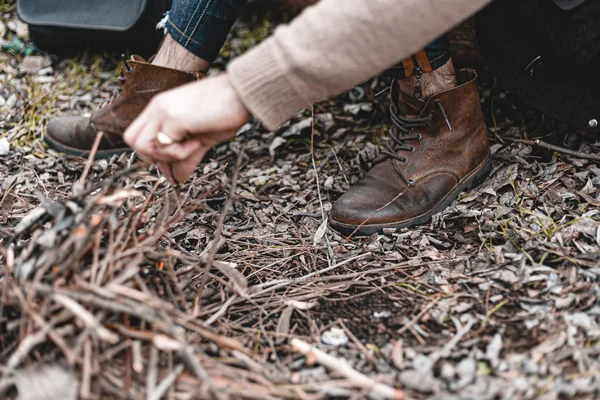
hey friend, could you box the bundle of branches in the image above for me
[0,164,278,399]
[0,159,405,400]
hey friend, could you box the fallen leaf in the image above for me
[13,365,78,400]
[19,55,51,74]
[313,219,328,246]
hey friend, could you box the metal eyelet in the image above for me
[407,179,415,186]
[122,54,132,72]
[410,146,415,152]
[417,134,422,140]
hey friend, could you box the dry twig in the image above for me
[291,339,404,399]
[509,138,600,162]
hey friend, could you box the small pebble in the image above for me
[37,66,54,76]
[513,376,529,392]
[412,354,432,372]
[321,327,349,347]
[0,95,5,107]
[457,357,476,379]
[373,310,391,318]
[20,55,52,74]
[0,137,10,156]
[7,20,29,39]
[522,359,538,374]
[5,94,17,109]
[398,370,438,393]
[440,363,456,380]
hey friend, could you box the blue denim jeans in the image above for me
[166,0,450,76]
[167,0,248,61]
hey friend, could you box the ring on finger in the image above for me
[156,131,175,146]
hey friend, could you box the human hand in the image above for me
[123,73,251,183]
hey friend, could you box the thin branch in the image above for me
[311,105,334,266]
[396,296,441,335]
[194,149,244,314]
[291,338,405,399]
[510,138,600,162]
[74,131,104,194]
[148,363,184,400]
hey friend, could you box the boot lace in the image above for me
[381,100,451,163]
[114,55,133,96]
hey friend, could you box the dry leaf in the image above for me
[13,365,78,400]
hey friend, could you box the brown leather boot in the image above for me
[45,56,203,158]
[329,70,491,236]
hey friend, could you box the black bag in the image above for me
[17,0,172,56]
[475,0,600,134]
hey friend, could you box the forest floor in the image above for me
[2,2,600,399]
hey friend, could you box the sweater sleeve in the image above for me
[227,0,491,131]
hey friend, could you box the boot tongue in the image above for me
[390,80,426,117]
[130,54,146,62]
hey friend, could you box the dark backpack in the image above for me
[17,0,172,57]
[475,0,600,134]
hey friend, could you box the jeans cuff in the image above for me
[166,17,220,61]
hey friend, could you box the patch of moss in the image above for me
[7,54,117,149]
[220,18,274,59]
[0,0,15,14]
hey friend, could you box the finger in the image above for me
[133,119,164,160]
[122,108,148,147]
[157,162,176,184]
[171,146,209,183]
[155,139,203,162]
[134,121,187,164]
[149,95,189,143]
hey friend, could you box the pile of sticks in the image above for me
[0,163,404,399]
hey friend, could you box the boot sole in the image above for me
[44,134,131,159]
[329,157,493,237]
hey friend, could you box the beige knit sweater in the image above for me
[227,0,491,131]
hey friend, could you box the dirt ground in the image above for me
[2,2,600,399]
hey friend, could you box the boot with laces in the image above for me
[45,56,204,158]
[329,70,491,236]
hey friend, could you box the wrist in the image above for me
[223,73,251,125]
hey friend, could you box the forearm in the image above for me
[228,0,491,130]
